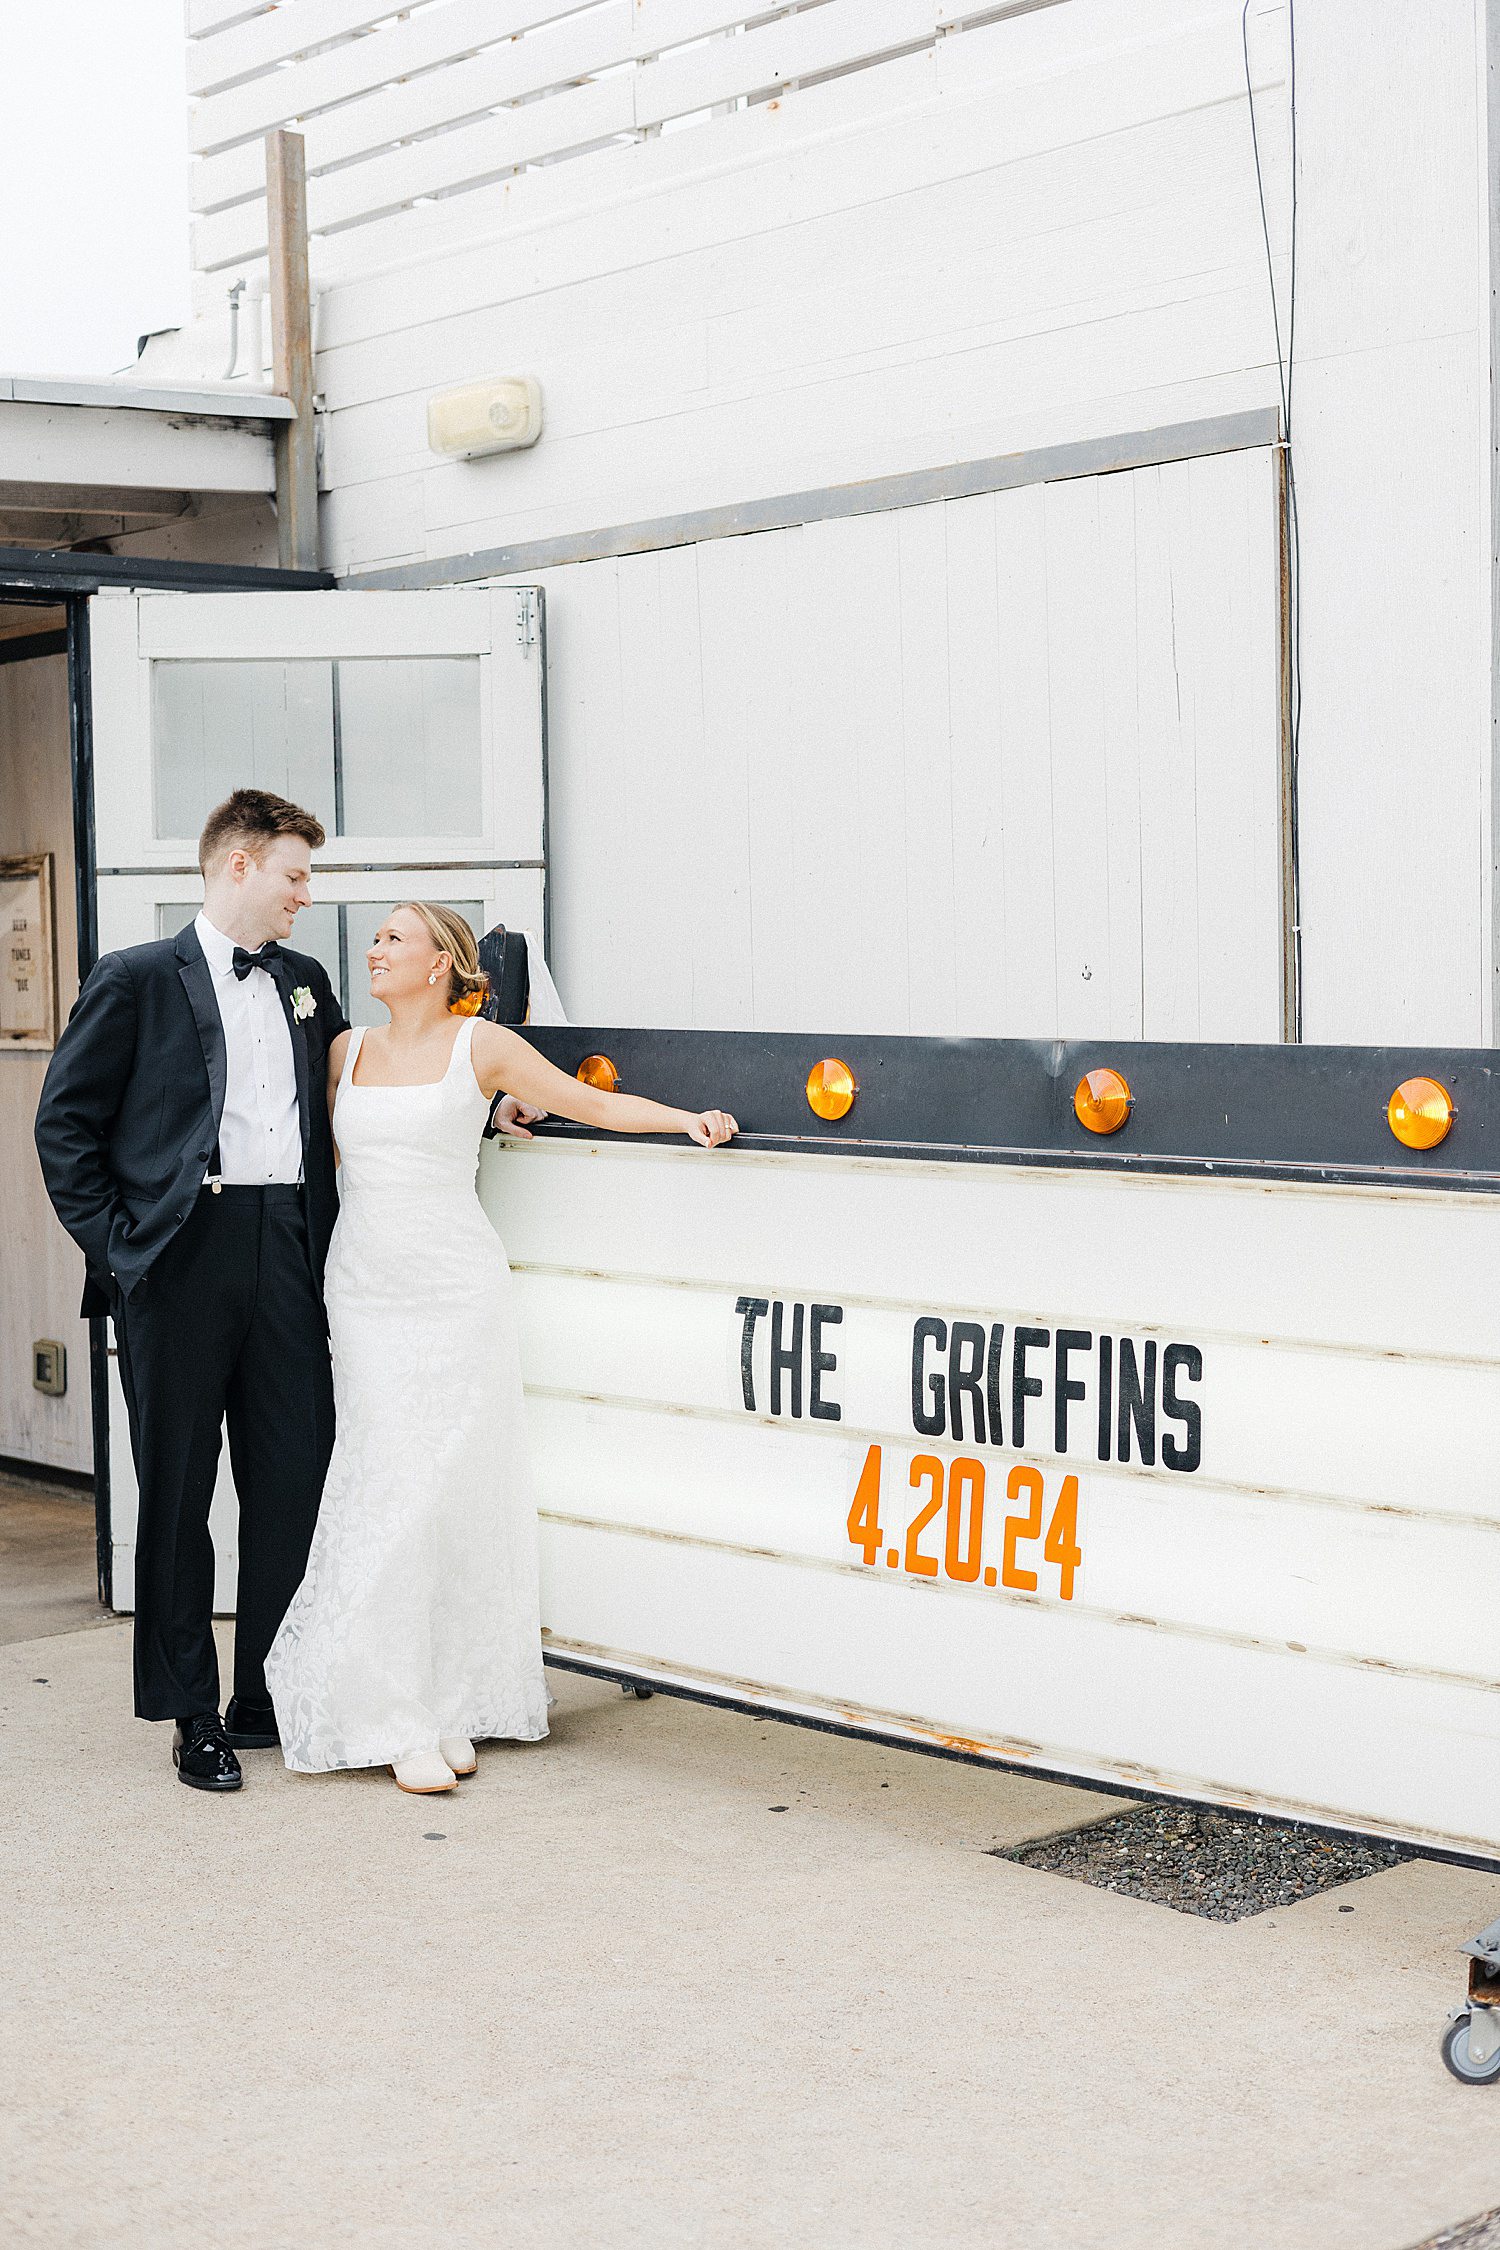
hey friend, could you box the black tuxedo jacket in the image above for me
[34,923,348,1317]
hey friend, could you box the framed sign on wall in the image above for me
[0,854,56,1051]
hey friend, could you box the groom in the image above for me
[35,790,348,1793]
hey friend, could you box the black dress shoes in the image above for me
[172,1713,243,1791]
[223,1694,279,1749]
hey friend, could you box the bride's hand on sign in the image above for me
[472,1022,739,1149]
[491,1095,547,1140]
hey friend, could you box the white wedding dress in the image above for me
[265,1016,550,1771]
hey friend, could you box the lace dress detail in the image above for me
[266,1017,549,1770]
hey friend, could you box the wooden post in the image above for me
[265,127,318,572]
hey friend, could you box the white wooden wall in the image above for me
[166,0,1494,1046]
[0,656,89,1477]
[186,1,1080,285]
[525,448,1284,1038]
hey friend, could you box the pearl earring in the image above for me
[428,973,438,985]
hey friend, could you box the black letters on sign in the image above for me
[1011,1327,1049,1451]
[1116,1337,1157,1466]
[770,1299,805,1418]
[1161,1341,1203,1472]
[737,1288,1204,1468]
[737,1296,844,1421]
[1054,1329,1092,1454]
[912,1316,947,1436]
[734,1296,769,1413]
[985,1323,1006,1448]
[809,1303,842,1423]
[948,1321,987,1444]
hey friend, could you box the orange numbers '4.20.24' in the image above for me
[846,1446,1081,1602]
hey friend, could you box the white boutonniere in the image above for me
[290,985,316,1023]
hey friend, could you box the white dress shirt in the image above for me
[194,911,302,1185]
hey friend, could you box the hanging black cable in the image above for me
[1243,0,1301,1038]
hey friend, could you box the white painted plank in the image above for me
[192,0,638,210]
[892,503,958,1035]
[194,74,638,267]
[1093,465,1146,1039]
[611,548,710,1029]
[134,587,496,660]
[188,0,277,38]
[809,511,912,1033]
[1133,462,1201,1036]
[633,0,810,51]
[1179,448,1281,1039]
[188,0,391,95]
[192,0,620,151]
[989,483,1061,1036]
[937,493,1005,1036]
[691,533,800,1030]
[768,514,907,1032]
[633,0,938,129]
[497,1139,1498,1367]
[0,398,273,495]
[539,557,633,1018]
[1041,476,1116,1039]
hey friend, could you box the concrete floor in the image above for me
[4,1479,1500,2249]
[0,1469,109,1646]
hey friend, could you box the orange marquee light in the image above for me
[576,1053,620,1092]
[1074,1067,1133,1136]
[1387,1076,1454,1151]
[806,1057,857,1120]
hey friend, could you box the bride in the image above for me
[265,902,738,1793]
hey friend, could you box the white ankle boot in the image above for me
[390,1749,456,1794]
[438,1736,476,1776]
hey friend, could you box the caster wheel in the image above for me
[1442,2013,1500,2084]
[618,1682,654,1699]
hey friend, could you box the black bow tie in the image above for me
[231,942,282,982]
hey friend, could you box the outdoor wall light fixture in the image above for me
[428,375,544,458]
[806,1058,857,1120]
[1386,1076,1454,1150]
[1074,1067,1133,1135]
[577,1053,620,1092]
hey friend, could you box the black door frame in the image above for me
[0,548,332,1605]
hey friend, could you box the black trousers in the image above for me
[114,1185,335,1722]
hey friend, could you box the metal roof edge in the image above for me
[0,375,294,421]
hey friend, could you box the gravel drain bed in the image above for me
[996,1802,1407,1921]
[1412,2212,1500,2250]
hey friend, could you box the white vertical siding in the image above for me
[529,447,1283,1039]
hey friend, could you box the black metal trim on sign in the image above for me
[541,1654,1499,1876]
[520,1026,1500,1193]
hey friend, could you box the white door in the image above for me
[87,585,546,1611]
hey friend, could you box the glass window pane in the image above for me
[344,898,484,1028]
[152,661,336,841]
[335,659,482,836]
[154,900,343,1012]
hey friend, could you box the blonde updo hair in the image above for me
[395,900,490,1015]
